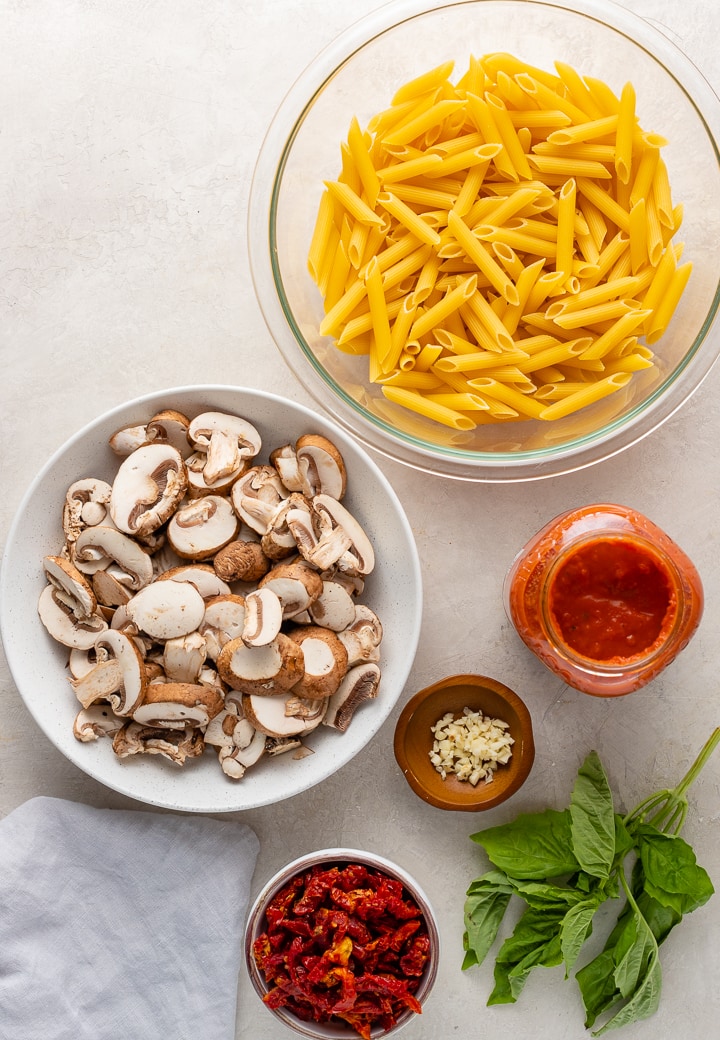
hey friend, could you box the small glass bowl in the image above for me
[249,0,720,481]
[244,848,440,1038]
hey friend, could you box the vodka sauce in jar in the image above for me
[504,504,703,696]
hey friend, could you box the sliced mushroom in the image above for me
[69,653,123,709]
[125,579,206,641]
[286,496,352,572]
[218,726,266,779]
[199,593,247,660]
[322,662,381,732]
[38,584,108,649]
[312,494,375,576]
[296,434,347,500]
[188,411,262,486]
[287,625,348,700]
[184,451,243,498]
[73,704,125,742]
[266,735,304,756]
[92,567,134,608]
[91,629,148,716]
[110,442,188,538]
[145,409,193,458]
[155,563,231,600]
[242,689,327,738]
[308,579,357,631]
[258,560,323,620]
[72,525,154,590]
[162,631,207,683]
[242,587,283,647]
[62,478,113,544]
[112,722,204,764]
[213,539,271,583]
[269,443,304,492]
[261,497,304,561]
[204,708,238,749]
[43,555,97,619]
[230,465,289,535]
[216,633,304,695]
[132,681,224,729]
[338,604,383,666]
[108,423,149,456]
[166,495,239,560]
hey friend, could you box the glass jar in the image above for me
[503,504,704,697]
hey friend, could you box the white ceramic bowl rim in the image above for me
[248,0,720,481]
[0,385,423,813]
[244,847,440,1039]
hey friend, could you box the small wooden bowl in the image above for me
[393,674,535,811]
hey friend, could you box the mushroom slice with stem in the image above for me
[72,525,154,590]
[258,560,323,620]
[338,604,384,666]
[110,442,188,538]
[145,409,193,458]
[125,579,206,641]
[88,629,148,716]
[231,465,290,536]
[243,690,327,738]
[261,498,304,561]
[166,495,239,560]
[162,631,207,683]
[188,411,262,486]
[132,681,224,729]
[286,497,352,572]
[38,584,108,649]
[322,662,381,732]
[199,593,247,661]
[217,723,266,779]
[296,434,347,500]
[112,722,204,765]
[287,625,349,700]
[242,587,283,647]
[308,580,357,632]
[73,704,125,742]
[43,555,97,619]
[216,633,304,695]
[269,443,304,492]
[62,478,113,545]
[312,495,375,577]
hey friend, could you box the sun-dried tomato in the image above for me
[253,862,432,1037]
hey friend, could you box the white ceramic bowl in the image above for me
[244,848,440,1038]
[0,386,422,813]
[249,0,720,481]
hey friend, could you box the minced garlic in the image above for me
[429,707,514,785]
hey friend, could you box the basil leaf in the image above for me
[594,945,662,1035]
[613,911,654,998]
[472,809,580,879]
[560,898,599,974]
[570,751,616,880]
[462,871,514,970]
[488,905,565,1005]
[576,949,618,1029]
[636,826,715,916]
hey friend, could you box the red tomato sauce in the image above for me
[548,538,674,662]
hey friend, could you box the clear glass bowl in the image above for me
[248,0,720,481]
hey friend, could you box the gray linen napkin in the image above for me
[0,796,259,1040]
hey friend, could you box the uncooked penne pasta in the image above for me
[308,52,691,429]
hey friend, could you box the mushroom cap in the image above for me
[110,442,188,537]
[213,539,271,583]
[258,560,323,619]
[145,409,193,458]
[308,580,357,631]
[93,628,149,716]
[200,593,247,660]
[216,632,304,695]
[162,630,208,683]
[62,478,113,543]
[230,465,289,535]
[269,443,304,492]
[322,662,381,732]
[166,495,239,560]
[241,587,283,647]
[287,625,349,700]
[73,704,125,742]
[155,563,232,600]
[125,578,206,640]
[312,494,375,576]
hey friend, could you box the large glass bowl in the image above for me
[248,0,720,481]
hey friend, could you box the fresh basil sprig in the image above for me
[463,729,719,1035]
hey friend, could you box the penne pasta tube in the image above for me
[539,372,632,420]
[576,177,630,231]
[468,377,548,419]
[381,384,477,429]
[434,346,530,372]
[424,392,491,411]
[615,81,636,184]
[484,92,533,178]
[375,369,444,389]
[382,98,466,148]
[446,210,520,304]
[529,154,612,180]
[325,179,385,228]
[409,275,477,339]
[555,177,577,279]
[645,262,693,344]
[628,198,648,274]
[390,61,455,105]
[554,61,605,120]
[515,337,591,373]
[377,191,441,246]
[547,113,618,145]
[552,298,641,330]
[347,116,381,207]
[308,190,336,284]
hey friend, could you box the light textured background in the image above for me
[1,2,719,1038]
